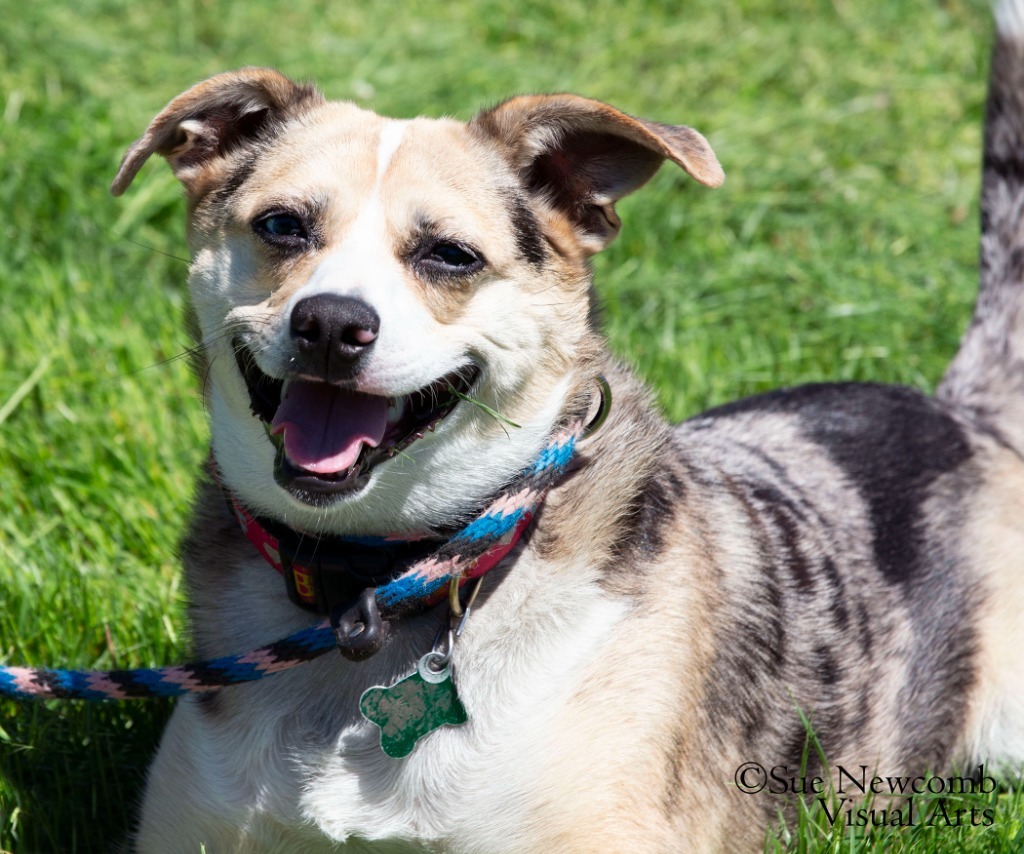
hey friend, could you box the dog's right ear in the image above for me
[471,94,723,254]
[110,67,322,197]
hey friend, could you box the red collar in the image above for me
[225,492,536,617]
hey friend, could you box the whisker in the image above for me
[114,233,190,265]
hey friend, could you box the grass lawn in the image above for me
[0,0,1018,850]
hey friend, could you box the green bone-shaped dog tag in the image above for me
[359,654,468,758]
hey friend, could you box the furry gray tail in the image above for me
[938,0,1024,456]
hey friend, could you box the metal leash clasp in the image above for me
[357,574,484,757]
[421,574,485,680]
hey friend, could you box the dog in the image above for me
[110,3,1024,850]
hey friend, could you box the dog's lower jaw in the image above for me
[273,449,373,503]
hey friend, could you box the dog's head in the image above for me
[112,68,722,535]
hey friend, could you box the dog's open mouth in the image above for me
[235,346,478,498]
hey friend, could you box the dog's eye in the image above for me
[421,241,483,271]
[262,215,304,237]
[254,213,308,246]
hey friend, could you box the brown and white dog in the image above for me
[112,4,1024,851]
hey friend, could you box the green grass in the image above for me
[0,0,1008,849]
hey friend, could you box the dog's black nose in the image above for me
[289,294,379,382]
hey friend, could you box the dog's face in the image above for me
[112,69,722,535]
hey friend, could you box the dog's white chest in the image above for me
[297,588,625,849]
[163,557,626,852]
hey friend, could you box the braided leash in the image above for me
[0,620,335,701]
[0,421,585,701]
[375,421,582,619]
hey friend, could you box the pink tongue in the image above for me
[270,381,388,475]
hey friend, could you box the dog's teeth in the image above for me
[386,397,407,422]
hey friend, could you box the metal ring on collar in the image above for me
[581,374,612,440]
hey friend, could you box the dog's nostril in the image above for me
[291,312,323,344]
[341,325,378,347]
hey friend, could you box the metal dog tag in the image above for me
[359,653,468,758]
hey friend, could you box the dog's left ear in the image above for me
[472,94,723,253]
[110,67,322,197]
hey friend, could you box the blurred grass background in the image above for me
[0,0,1003,850]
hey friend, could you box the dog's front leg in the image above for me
[134,700,273,854]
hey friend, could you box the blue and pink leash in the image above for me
[0,421,585,701]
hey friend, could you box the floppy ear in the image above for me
[471,94,723,253]
[110,67,323,197]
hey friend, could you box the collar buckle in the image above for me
[278,534,402,615]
